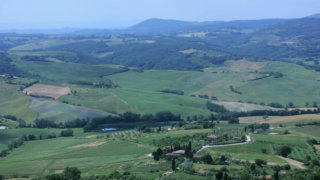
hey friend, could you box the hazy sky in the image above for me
[1,0,319,29]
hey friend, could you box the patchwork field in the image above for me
[29,99,112,122]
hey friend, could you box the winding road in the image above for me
[196,135,251,154]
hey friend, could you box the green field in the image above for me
[0,128,155,177]
[2,56,320,124]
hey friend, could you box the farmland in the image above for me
[1,15,320,179]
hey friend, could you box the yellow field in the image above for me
[260,114,320,124]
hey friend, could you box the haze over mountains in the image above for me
[1,13,319,35]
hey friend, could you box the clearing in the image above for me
[23,84,71,99]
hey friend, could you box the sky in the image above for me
[0,0,319,29]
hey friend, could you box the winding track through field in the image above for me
[278,156,306,169]
[196,135,251,154]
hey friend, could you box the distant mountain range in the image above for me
[124,13,320,35]
[0,13,319,35]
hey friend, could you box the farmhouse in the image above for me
[0,74,14,79]
[197,170,207,174]
[207,134,219,139]
[0,126,8,130]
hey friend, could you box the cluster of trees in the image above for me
[206,101,228,113]
[45,167,81,180]
[196,154,229,165]
[160,89,184,95]
[278,146,292,157]
[244,123,270,133]
[152,141,193,161]
[0,53,24,76]
[19,80,39,91]
[296,121,320,127]
[32,111,182,131]
[152,133,208,149]
[190,94,218,100]
[69,79,118,88]
[250,71,284,81]
[0,115,29,128]
[84,111,182,132]
[0,138,24,158]
[21,54,77,63]
[268,102,284,108]
[60,129,74,137]
[227,108,320,118]
[229,85,242,95]
[21,56,51,62]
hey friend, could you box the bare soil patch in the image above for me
[179,48,197,54]
[230,60,266,72]
[23,84,71,99]
[69,141,105,149]
[145,40,155,43]
[177,32,207,38]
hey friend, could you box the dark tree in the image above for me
[61,129,74,137]
[185,141,193,158]
[255,159,267,167]
[172,158,176,171]
[64,167,81,180]
[152,148,163,161]
[216,171,223,180]
[28,134,36,141]
[278,146,292,157]
[272,165,282,180]
[202,154,213,164]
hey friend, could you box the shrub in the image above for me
[278,146,292,157]
[61,129,74,137]
[202,154,213,164]
[160,89,184,95]
[206,101,228,113]
[47,133,57,139]
[28,134,36,141]
[64,167,81,180]
[261,148,267,154]
[255,159,267,167]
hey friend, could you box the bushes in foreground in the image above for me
[43,167,138,180]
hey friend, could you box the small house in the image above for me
[166,150,185,157]
[207,134,219,139]
[197,170,207,174]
